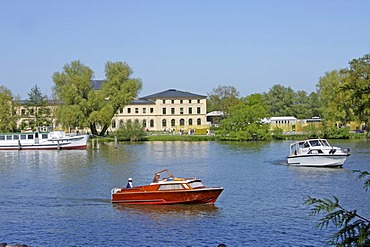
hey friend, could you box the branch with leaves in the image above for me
[304,171,370,246]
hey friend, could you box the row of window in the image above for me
[161,99,201,104]
[273,120,294,124]
[20,108,51,116]
[162,107,201,115]
[119,107,202,115]
[0,133,48,141]
[111,118,203,129]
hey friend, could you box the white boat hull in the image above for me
[287,154,349,168]
[0,132,89,150]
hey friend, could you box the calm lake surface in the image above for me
[1,139,369,246]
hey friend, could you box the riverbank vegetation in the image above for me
[207,53,370,141]
[0,54,369,141]
[305,171,370,246]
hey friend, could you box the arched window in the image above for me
[197,118,201,125]
[119,120,124,127]
[111,120,116,129]
[127,119,132,126]
[188,118,193,126]
[180,119,185,126]
[150,119,154,127]
[162,119,167,127]
[142,119,147,128]
[171,119,175,127]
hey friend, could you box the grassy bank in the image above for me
[92,132,367,143]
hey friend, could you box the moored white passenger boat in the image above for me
[0,130,89,150]
[287,139,350,168]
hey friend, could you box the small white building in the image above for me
[269,116,297,131]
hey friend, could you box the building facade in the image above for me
[110,89,208,132]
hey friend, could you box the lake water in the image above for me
[1,140,369,246]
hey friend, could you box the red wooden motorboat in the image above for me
[111,169,223,205]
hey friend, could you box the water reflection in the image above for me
[113,203,220,219]
[218,141,270,153]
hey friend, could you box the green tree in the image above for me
[113,119,146,141]
[53,60,94,132]
[317,70,353,124]
[217,93,270,140]
[0,86,18,132]
[264,84,296,117]
[341,54,370,130]
[292,90,313,119]
[305,171,370,246]
[25,84,50,129]
[52,60,142,136]
[207,85,241,116]
[308,91,321,118]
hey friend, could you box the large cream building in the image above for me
[110,89,208,132]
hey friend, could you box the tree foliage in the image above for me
[317,70,353,124]
[305,171,370,246]
[52,60,142,136]
[25,84,50,128]
[0,86,18,132]
[341,54,370,130]
[207,85,241,116]
[264,84,321,119]
[217,94,270,141]
[113,120,147,141]
[264,84,296,117]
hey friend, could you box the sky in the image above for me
[1,1,370,99]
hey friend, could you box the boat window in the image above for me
[13,135,19,140]
[302,142,310,148]
[309,140,320,147]
[42,134,48,139]
[0,135,5,140]
[20,135,27,140]
[158,184,184,190]
[6,135,12,140]
[320,140,330,146]
[27,134,34,140]
[189,181,205,189]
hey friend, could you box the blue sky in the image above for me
[1,1,369,99]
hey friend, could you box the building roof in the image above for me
[206,111,224,117]
[130,99,155,105]
[270,116,297,121]
[140,89,206,100]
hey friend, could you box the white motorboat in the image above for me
[0,130,89,150]
[287,139,350,168]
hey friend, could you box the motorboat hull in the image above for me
[0,133,89,150]
[112,187,223,205]
[287,154,349,168]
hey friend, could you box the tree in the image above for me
[264,84,296,117]
[207,85,241,116]
[25,84,50,129]
[217,93,270,140]
[305,171,370,246]
[316,70,353,124]
[113,120,146,141]
[292,90,312,119]
[308,91,321,118]
[52,60,142,136]
[341,54,370,131]
[0,86,18,132]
